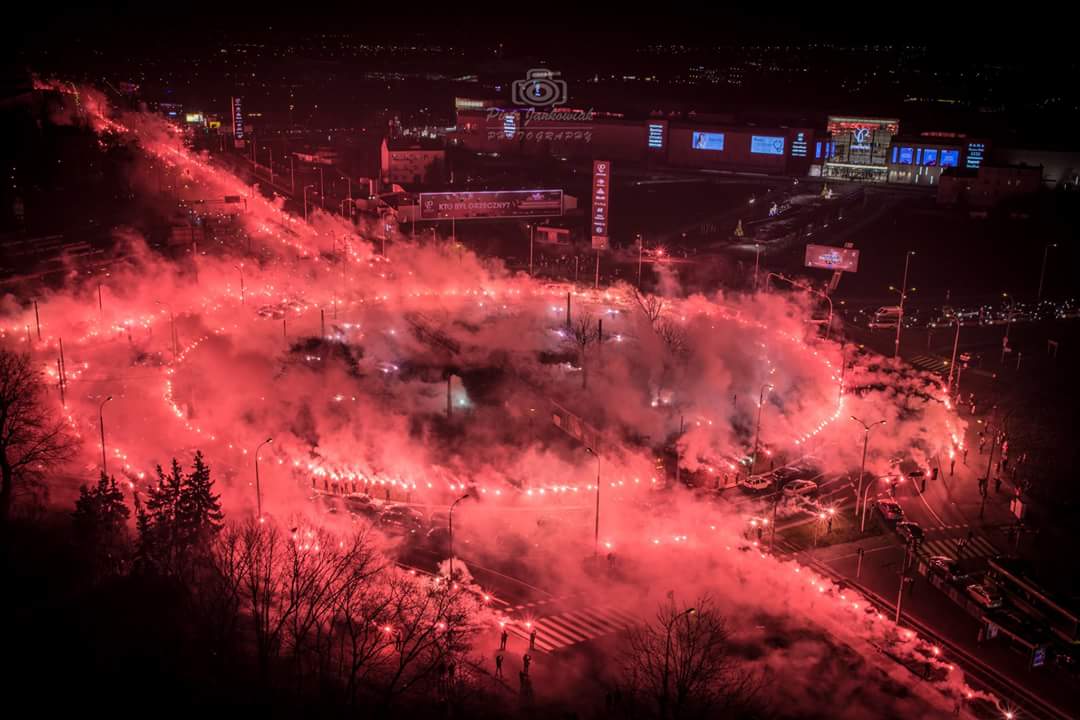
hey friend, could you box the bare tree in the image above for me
[656,319,689,360]
[0,349,78,524]
[570,313,598,389]
[631,288,665,327]
[618,595,761,720]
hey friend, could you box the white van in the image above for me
[869,306,901,329]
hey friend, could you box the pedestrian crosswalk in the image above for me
[919,534,999,561]
[506,605,639,653]
[909,354,949,375]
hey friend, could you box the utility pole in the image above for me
[894,250,915,359]
[637,233,644,288]
[594,249,600,289]
[851,417,886,519]
[585,448,601,559]
[947,315,961,396]
[1038,243,1057,301]
[528,223,535,277]
[751,384,773,475]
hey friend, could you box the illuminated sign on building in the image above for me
[941,150,959,167]
[923,149,938,167]
[850,127,872,151]
[750,135,786,155]
[419,190,563,220]
[804,244,860,272]
[791,132,808,157]
[966,142,986,169]
[591,160,611,249]
[185,113,204,124]
[230,97,243,141]
[691,132,725,151]
[647,123,665,149]
[503,112,517,139]
[898,147,913,165]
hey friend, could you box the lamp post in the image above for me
[851,416,886,518]
[661,605,696,719]
[751,383,773,476]
[448,492,470,581]
[753,243,762,292]
[585,447,601,559]
[1038,243,1057,301]
[527,223,535,277]
[303,184,315,223]
[894,250,915,358]
[254,437,273,518]
[234,264,245,306]
[155,301,177,359]
[1001,292,1016,363]
[946,313,961,396]
[98,395,113,476]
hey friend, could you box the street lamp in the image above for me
[851,416,886,519]
[946,313,961,396]
[894,251,915,358]
[448,492,471,581]
[751,383,774,475]
[98,395,113,476]
[1001,292,1016,362]
[661,605,696,719]
[585,447,601,559]
[1038,243,1057,301]
[254,437,273,519]
[766,272,833,340]
[303,184,315,223]
[526,223,535,277]
[155,300,177,359]
[234,264,245,306]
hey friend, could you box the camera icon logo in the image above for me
[512,68,567,108]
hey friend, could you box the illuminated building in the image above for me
[820,116,900,183]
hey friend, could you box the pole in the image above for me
[637,233,643,288]
[59,337,67,390]
[947,316,960,395]
[290,155,295,194]
[752,384,771,475]
[98,282,104,320]
[319,166,324,207]
[1038,244,1055,301]
[269,146,274,185]
[34,300,41,340]
[528,224,535,277]
[57,358,65,406]
[254,438,273,518]
[856,547,864,579]
[594,249,600,289]
[98,396,112,476]
[895,572,908,624]
[852,417,886,518]
[675,415,684,485]
[753,243,761,292]
[446,375,452,419]
[587,449,601,559]
[895,251,913,358]
[449,493,469,581]
[566,292,571,328]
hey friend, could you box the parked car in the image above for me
[896,521,925,545]
[782,479,818,498]
[738,474,773,492]
[378,505,426,536]
[927,555,959,581]
[343,494,379,521]
[875,499,905,523]
[966,583,1003,609]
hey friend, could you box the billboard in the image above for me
[941,149,959,167]
[419,190,563,220]
[691,132,725,151]
[647,123,665,149]
[591,160,611,249]
[804,244,860,272]
[231,97,243,140]
[750,135,786,155]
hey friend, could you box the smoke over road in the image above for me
[1,81,994,718]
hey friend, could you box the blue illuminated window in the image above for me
[750,135,785,155]
[692,132,725,151]
[941,150,959,167]
[898,147,913,165]
[891,146,898,163]
[915,148,923,165]
[815,141,822,159]
[923,149,938,167]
